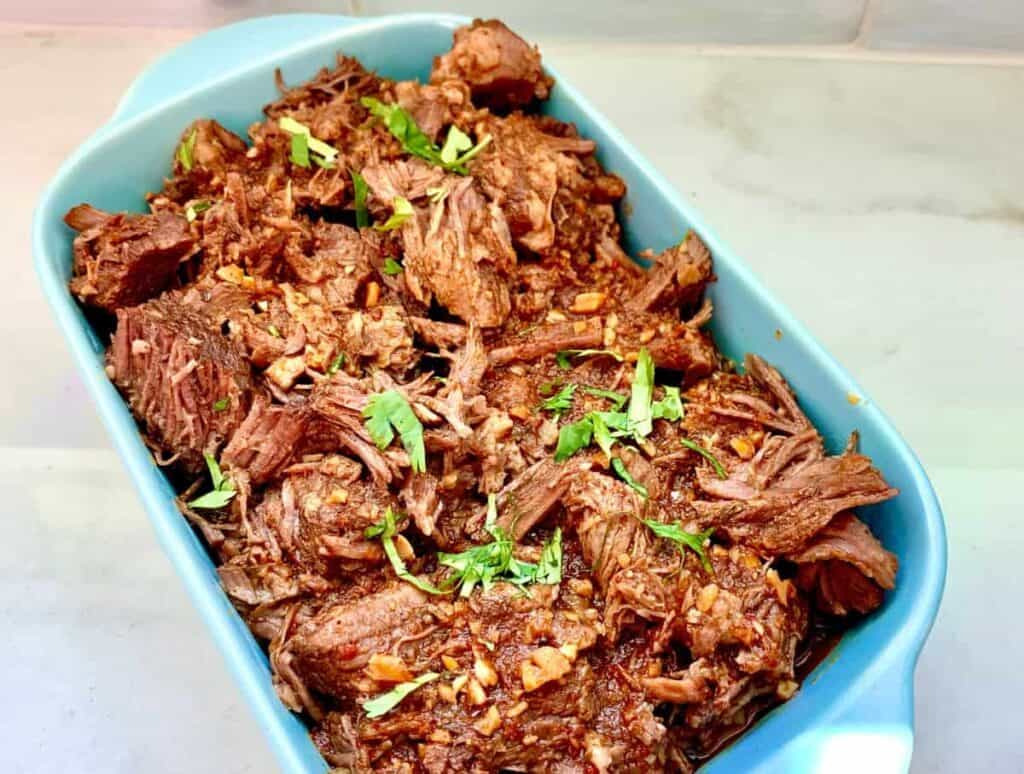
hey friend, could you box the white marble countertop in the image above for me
[2,20,1022,774]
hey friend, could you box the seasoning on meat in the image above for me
[64,18,900,772]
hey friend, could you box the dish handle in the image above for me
[108,14,358,125]
[751,661,915,774]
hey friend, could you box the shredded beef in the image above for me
[65,18,901,773]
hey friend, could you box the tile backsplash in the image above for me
[4,0,1024,54]
[351,0,867,44]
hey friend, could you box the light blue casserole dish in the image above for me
[32,13,946,773]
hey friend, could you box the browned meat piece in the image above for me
[286,222,378,312]
[360,158,447,210]
[392,79,474,142]
[400,176,516,327]
[693,450,898,554]
[64,205,194,312]
[222,396,309,484]
[564,472,647,591]
[431,19,552,110]
[488,317,603,365]
[256,458,400,575]
[108,291,252,470]
[472,112,583,251]
[614,311,717,381]
[494,457,591,539]
[173,119,249,179]
[408,317,467,349]
[287,583,442,699]
[789,512,898,615]
[625,231,714,314]
[341,305,418,372]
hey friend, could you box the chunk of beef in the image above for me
[65,205,194,312]
[788,512,898,615]
[313,582,666,773]
[472,112,579,252]
[431,19,552,110]
[256,455,400,576]
[488,317,603,366]
[221,396,309,483]
[108,291,252,470]
[360,158,447,210]
[172,119,249,180]
[613,311,717,382]
[693,449,898,554]
[287,584,444,699]
[392,79,474,143]
[342,305,418,372]
[625,231,713,314]
[494,457,592,540]
[285,222,378,312]
[400,176,516,327]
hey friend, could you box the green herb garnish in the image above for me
[184,200,212,222]
[365,508,445,595]
[539,383,577,415]
[363,389,426,473]
[363,671,440,719]
[290,131,310,168]
[212,397,229,412]
[555,348,624,370]
[652,386,684,421]
[267,324,282,338]
[437,497,562,596]
[327,352,346,375]
[627,348,654,439]
[680,438,727,479]
[188,453,236,509]
[643,520,715,572]
[374,196,414,232]
[554,416,595,462]
[360,97,490,174]
[611,457,649,499]
[382,257,404,276]
[279,116,338,168]
[581,385,628,410]
[176,128,197,172]
[350,169,369,229]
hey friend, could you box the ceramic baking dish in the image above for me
[32,13,946,772]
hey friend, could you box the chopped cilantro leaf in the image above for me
[363,389,426,473]
[554,416,594,461]
[184,199,212,222]
[290,131,310,168]
[382,257,404,275]
[555,348,624,371]
[539,383,577,415]
[350,169,369,229]
[212,397,229,412]
[363,671,440,718]
[680,437,727,479]
[611,457,649,499]
[176,128,197,172]
[327,352,346,375]
[627,348,654,438]
[374,196,414,232]
[581,385,628,410]
[188,453,236,510]
[643,520,715,572]
[364,508,445,594]
[652,385,684,421]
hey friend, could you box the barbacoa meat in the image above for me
[64,18,901,773]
